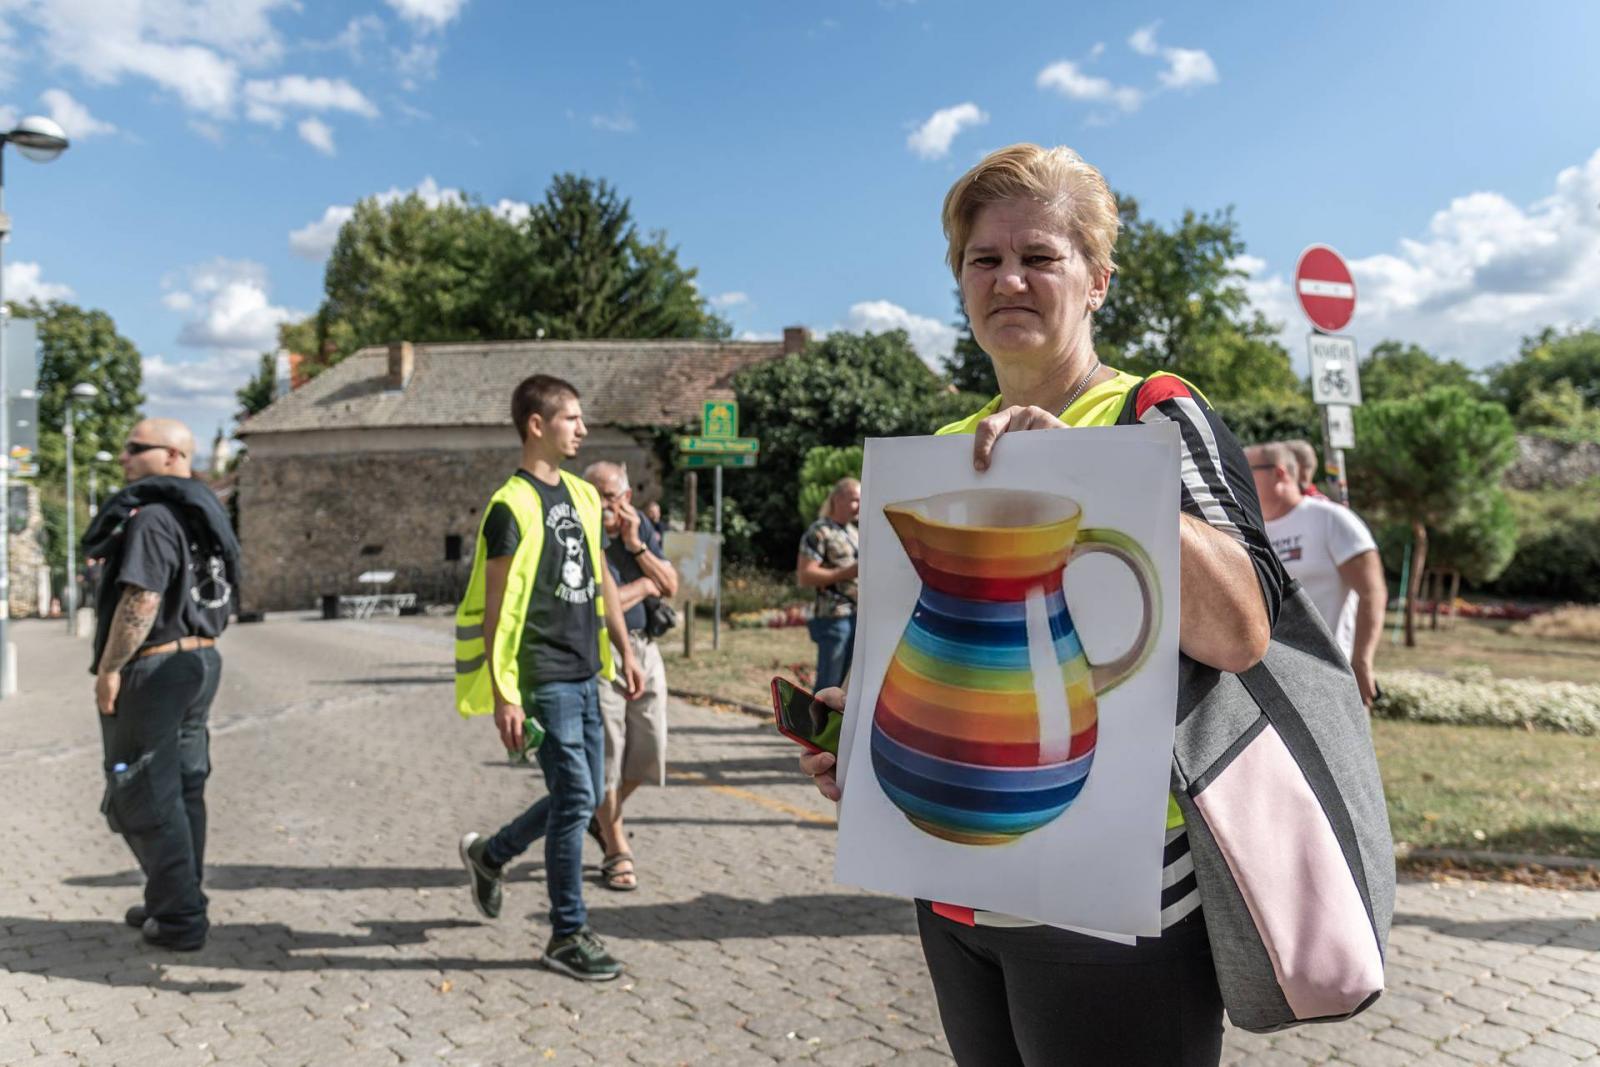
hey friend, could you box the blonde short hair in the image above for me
[1248,443,1300,484]
[1284,440,1319,487]
[942,143,1120,282]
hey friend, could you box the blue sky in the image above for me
[3,0,1599,444]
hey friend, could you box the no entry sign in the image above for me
[1295,245,1356,334]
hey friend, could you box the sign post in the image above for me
[679,400,759,652]
[1296,245,1360,505]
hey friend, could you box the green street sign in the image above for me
[679,435,759,455]
[702,400,738,438]
[680,452,757,469]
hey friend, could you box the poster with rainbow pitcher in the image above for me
[833,424,1182,937]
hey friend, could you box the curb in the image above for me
[1395,845,1600,872]
[669,690,1600,873]
[668,688,770,720]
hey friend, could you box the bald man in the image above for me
[83,417,240,952]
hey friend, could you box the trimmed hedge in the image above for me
[1373,668,1600,735]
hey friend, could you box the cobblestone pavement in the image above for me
[2,615,1597,1066]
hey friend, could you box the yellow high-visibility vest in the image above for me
[453,470,616,717]
[936,368,1206,830]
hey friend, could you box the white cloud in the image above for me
[0,104,17,130]
[142,349,262,412]
[386,0,469,31]
[39,88,115,139]
[1158,47,1219,91]
[907,102,989,161]
[297,116,335,155]
[710,291,750,310]
[736,330,780,342]
[288,178,520,260]
[845,300,957,368]
[1126,24,1219,92]
[1,0,295,118]
[590,111,636,134]
[1239,147,1600,369]
[243,75,378,127]
[168,258,300,353]
[1,261,74,303]
[1036,61,1142,112]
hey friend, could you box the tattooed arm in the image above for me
[94,585,162,716]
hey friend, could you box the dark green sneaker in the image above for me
[542,926,622,982]
[459,832,503,920]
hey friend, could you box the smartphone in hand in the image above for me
[771,677,842,756]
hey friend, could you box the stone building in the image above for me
[234,333,803,612]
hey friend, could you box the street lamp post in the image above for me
[89,449,113,517]
[63,382,98,636]
[0,115,70,695]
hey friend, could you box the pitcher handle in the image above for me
[1068,527,1162,696]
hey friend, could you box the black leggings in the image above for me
[916,902,1224,1067]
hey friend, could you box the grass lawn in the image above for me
[1375,720,1600,858]
[1375,610,1600,684]
[661,618,1600,859]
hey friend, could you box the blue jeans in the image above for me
[98,647,221,942]
[808,614,856,692]
[484,678,603,938]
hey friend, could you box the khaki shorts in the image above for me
[599,631,668,793]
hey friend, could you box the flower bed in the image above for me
[1374,668,1600,736]
[728,604,813,630]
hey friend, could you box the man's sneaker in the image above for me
[458,832,503,920]
[542,926,622,982]
[140,917,206,952]
[125,905,147,929]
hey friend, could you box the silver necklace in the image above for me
[1059,358,1103,415]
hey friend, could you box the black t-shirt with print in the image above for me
[115,503,232,652]
[482,471,602,686]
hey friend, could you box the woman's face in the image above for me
[959,198,1109,368]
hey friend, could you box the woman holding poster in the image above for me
[800,144,1285,1065]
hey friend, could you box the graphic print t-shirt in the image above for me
[1265,495,1378,661]
[482,471,602,685]
[115,503,232,652]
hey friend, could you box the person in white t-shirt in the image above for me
[1246,442,1387,706]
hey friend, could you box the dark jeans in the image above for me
[916,903,1224,1066]
[483,677,603,938]
[807,614,856,691]
[98,647,221,942]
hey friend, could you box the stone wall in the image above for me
[236,429,661,612]
[6,484,49,618]
[1504,435,1600,491]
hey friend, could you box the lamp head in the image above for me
[70,382,98,400]
[7,116,70,163]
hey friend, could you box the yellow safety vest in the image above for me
[936,368,1205,830]
[453,470,616,717]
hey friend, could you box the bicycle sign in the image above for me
[1308,334,1362,406]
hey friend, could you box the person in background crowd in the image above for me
[1247,442,1386,705]
[455,375,645,982]
[1285,439,1327,499]
[796,478,860,691]
[644,500,663,528]
[83,417,240,953]
[799,143,1284,1066]
[583,461,678,892]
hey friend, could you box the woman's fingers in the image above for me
[814,686,847,711]
[972,405,1067,470]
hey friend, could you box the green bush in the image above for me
[717,562,810,615]
[1209,393,1319,447]
[1484,481,1600,603]
[1374,668,1600,735]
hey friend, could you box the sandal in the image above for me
[600,852,637,892]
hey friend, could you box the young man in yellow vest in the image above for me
[454,374,644,981]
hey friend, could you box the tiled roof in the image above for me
[237,338,789,435]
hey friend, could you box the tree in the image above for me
[5,300,145,584]
[732,330,972,564]
[1359,340,1482,403]
[1490,326,1600,418]
[943,295,997,395]
[1347,388,1518,646]
[312,173,729,364]
[235,353,276,420]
